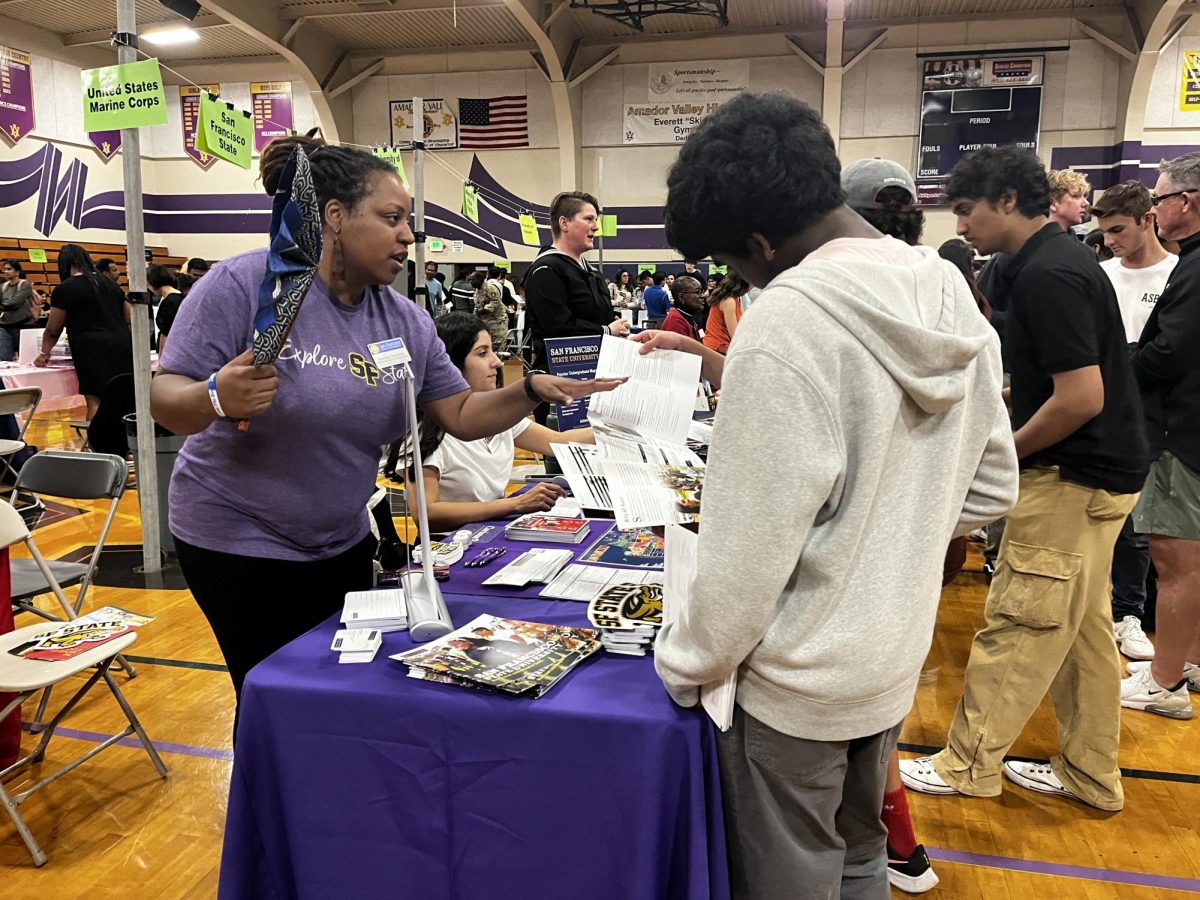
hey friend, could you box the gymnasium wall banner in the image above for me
[88,130,122,161]
[251,82,293,153]
[389,99,458,150]
[623,100,722,145]
[0,45,34,145]
[181,85,220,170]
[1181,51,1200,112]
[916,55,1044,206]
[647,60,748,100]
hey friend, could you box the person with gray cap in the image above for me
[842,157,926,246]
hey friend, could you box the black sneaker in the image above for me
[887,843,939,894]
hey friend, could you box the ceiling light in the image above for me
[142,26,200,46]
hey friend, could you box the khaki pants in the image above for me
[932,468,1138,810]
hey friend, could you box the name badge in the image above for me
[368,337,412,369]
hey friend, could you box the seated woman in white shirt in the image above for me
[409,312,594,532]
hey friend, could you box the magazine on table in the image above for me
[391,614,602,698]
[505,514,592,544]
[579,524,665,569]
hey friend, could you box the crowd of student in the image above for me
[50,88,1183,900]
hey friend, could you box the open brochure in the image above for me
[391,614,601,698]
[552,440,703,525]
[588,335,703,448]
[663,524,735,731]
[11,606,154,662]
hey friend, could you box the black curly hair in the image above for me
[853,185,925,246]
[664,92,845,261]
[945,146,1052,218]
[259,132,398,215]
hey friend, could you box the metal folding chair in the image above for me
[0,386,43,512]
[9,451,128,622]
[0,501,167,866]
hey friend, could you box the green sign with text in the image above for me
[81,58,168,131]
[196,92,253,169]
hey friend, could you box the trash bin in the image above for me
[124,414,185,553]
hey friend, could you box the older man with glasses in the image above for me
[1121,151,1200,719]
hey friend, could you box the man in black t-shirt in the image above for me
[901,147,1148,813]
[1121,151,1200,720]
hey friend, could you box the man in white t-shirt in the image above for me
[1093,179,1178,661]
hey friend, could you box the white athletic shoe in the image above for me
[1002,761,1079,801]
[1128,659,1200,693]
[1121,665,1194,719]
[1113,616,1155,660]
[898,758,959,795]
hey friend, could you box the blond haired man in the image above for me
[1049,169,1091,231]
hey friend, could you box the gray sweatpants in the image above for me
[717,708,902,900]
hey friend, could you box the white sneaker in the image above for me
[1002,761,1079,801]
[898,758,959,795]
[1128,659,1200,693]
[1113,616,1155,660]
[1121,665,1194,719]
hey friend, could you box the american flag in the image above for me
[458,96,528,149]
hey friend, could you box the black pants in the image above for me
[174,534,374,704]
[1110,512,1151,621]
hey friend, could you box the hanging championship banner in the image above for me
[388,99,457,149]
[647,61,748,100]
[88,130,122,161]
[623,100,721,145]
[250,81,293,152]
[1181,51,1200,112]
[0,45,35,145]
[181,84,219,169]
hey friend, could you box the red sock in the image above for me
[881,786,918,857]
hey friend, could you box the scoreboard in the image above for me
[917,87,1042,180]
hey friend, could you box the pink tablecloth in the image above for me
[0,365,82,412]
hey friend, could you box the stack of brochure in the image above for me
[482,548,574,588]
[331,628,382,664]
[341,588,407,633]
[540,564,662,602]
[391,613,601,697]
[587,582,664,657]
[504,514,591,544]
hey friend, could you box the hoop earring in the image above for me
[331,230,345,279]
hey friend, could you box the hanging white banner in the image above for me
[389,98,458,149]
[623,100,722,145]
[647,60,749,100]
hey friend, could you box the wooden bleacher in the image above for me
[0,237,190,296]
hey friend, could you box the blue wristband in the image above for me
[207,372,227,418]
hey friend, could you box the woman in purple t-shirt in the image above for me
[150,137,623,711]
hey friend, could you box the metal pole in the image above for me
[117,0,162,573]
[412,96,427,312]
[596,156,604,273]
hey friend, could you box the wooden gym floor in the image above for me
[1,402,1197,899]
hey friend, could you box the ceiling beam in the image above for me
[281,17,307,47]
[843,27,888,72]
[348,40,538,58]
[581,22,822,47]
[1076,19,1137,60]
[280,0,505,20]
[785,34,826,74]
[569,46,619,88]
[327,57,385,99]
[544,0,572,29]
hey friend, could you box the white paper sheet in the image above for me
[602,460,703,531]
[551,442,613,509]
[540,564,663,602]
[482,548,574,587]
[663,524,734,731]
[588,336,703,448]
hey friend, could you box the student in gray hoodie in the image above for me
[640,93,1019,900]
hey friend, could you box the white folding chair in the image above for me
[0,501,167,866]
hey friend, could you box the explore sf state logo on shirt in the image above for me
[276,340,396,387]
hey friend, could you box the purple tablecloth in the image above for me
[218,528,728,900]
